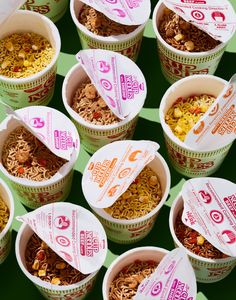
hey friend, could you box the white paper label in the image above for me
[163,0,236,43]
[80,0,150,26]
[5,106,79,161]
[77,49,146,119]
[185,74,236,151]
[182,177,236,257]
[135,248,197,300]
[82,140,159,208]
[17,202,107,274]
[0,0,26,27]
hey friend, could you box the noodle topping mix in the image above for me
[0,197,9,233]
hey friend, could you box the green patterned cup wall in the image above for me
[152,1,227,84]
[21,0,69,23]
[87,153,171,244]
[70,0,145,62]
[159,74,232,178]
[169,194,236,283]
[0,10,61,109]
[0,179,14,264]
[15,223,99,300]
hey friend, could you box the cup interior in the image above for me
[102,246,168,300]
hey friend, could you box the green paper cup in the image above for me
[152,1,227,84]
[87,152,170,244]
[15,223,98,300]
[159,74,233,178]
[102,246,169,299]
[21,0,69,23]
[169,194,236,283]
[70,0,146,61]
[0,10,61,109]
[0,178,14,264]
[62,63,146,154]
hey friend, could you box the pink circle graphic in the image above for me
[56,235,70,247]
[191,10,205,21]
[29,117,45,128]
[112,8,126,18]
[54,215,70,230]
[210,210,224,224]
[97,60,110,73]
[151,281,162,296]
[100,78,113,91]
[222,230,236,244]
[60,251,73,262]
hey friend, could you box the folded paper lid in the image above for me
[0,0,26,28]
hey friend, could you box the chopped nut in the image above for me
[18,50,25,59]
[85,84,97,99]
[97,97,107,108]
[174,125,183,134]
[149,175,158,186]
[51,278,61,285]
[32,259,40,270]
[174,108,183,118]
[185,41,195,51]
[166,28,175,38]
[197,235,205,246]
[15,150,29,163]
[1,61,10,69]
[55,262,66,270]
[5,41,14,51]
[174,34,184,42]
[32,44,38,51]
[38,269,46,277]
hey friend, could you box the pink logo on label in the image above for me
[210,210,224,224]
[97,60,110,73]
[54,215,70,230]
[29,117,45,128]
[60,251,73,262]
[198,190,212,204]
[151,281,162,296]
[112,8,126,17]
[181,0,206,3]
[107,95,116,107]
[212,11,226,22]
[100,78,113,91]
[55,235,70,247]
[191,10,205,21]
[165,260,175,274]
[80,230,100,257]
[221,230,236,244]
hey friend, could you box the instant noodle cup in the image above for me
[0,178,14,264]
[62,49,147,154]
[0,105,80,209]
[0,7,61,108]
[169,188,236,283]
[159,74,234,177]
[82,140,171,244]
[15,202,107,300]
[21,0,69,23]
[70,0,151,61]
[152,0,236,84]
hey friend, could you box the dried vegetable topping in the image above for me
[0,197,9,233]
[104,166,162,220]
[109,259,158,300]
[71,80,120,125]
[158,7,220,52]
[78,4,137,37]
[2,126,66,181]
[0,32,54,78]
[175,212,227,259]
[25,233,88,285]
[165,94,215,142]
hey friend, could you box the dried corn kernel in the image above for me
[197,235,205,246]
[51,278,61,285]
[38,269,46,277]
[185,41,195,51]
[200,104,208,113]
[174,34,184,42]
[174,108,183,118]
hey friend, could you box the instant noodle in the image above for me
[104,166,162,220]
[71,80,120,126]
[1,126,67,182]
[0,32,54,78]
[0,196,9,233]
[25,233,88,285]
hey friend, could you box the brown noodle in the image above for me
[0,197,9,233]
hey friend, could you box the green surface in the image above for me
[0,1,236,299]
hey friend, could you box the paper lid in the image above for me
[163,0,236,43]
[17,202,108,274]
[185,74,236,150]
[82,140,159,208]
[182,177,236,257]
[0,0,26,28]
[135,248,197,300]
[80,0,150,26]
[77,49,146,120]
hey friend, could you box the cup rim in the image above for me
[62,61,147,131]
[169,192,236,263]
[159,74,231,152]
[70,0,146,43]
[0,10,61,84]
[87,151,171,225]
[102,246,169,299]
[152,0,227,57]
[15,222,98,291]
[0,178,14,240]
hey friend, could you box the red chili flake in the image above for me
[36,250,46,261]
[24,48,30,53]
[194,107,201,114]
[133,178,139,184]
[18,167,24,174]
[189,232,198,238]
[194,246,201,254]
[38,158,47,167]
[189,237,197,244]
[93,112,102,119]
[13,66,20,72]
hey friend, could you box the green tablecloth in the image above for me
[0,1,236,299]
